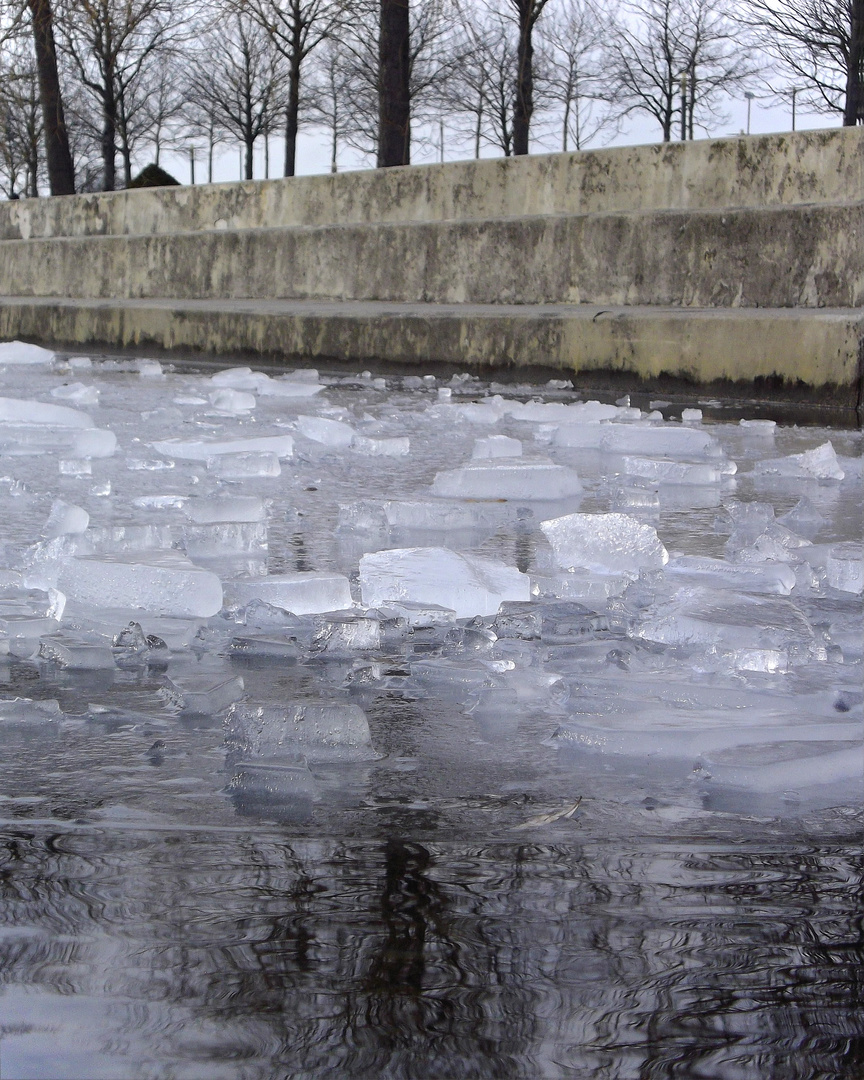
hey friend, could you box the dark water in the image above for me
[1,819,861,1078]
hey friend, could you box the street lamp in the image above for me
[744,91,755,135]
[791,87,799,132]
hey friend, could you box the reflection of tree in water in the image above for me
[0,831,862,1076]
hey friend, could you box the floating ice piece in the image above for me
[505,400,620,424]
[55,553,223,618]
[137,359,163,378]
[261,380,323,398]
[184,496,266,524]
[352,434,410,457]
[225,572,353,615]
[739,418,776,435]
[621,457,726,484]
[666,555,796,595]
[43,500,89,538]
[776,497,824,540]
[755,441,844,481]
[701,740,863,793]
[72,429,116,458]
[338,499,506,532]
[151,434,293,461]
[431,459,582,501]
[226,701,376,763]
[296,415,355,447]
[0,697,63,721]
[208,388,255,413]
[540,512,668,574]
[472,435,522,459]
[207,452,281,478]
[211,366,269,390]
[826,543,863,594]
[0,397,94,428]
[164,673,245,715]
[598,423,721,458]
[0,341,55,365]
[378,600,457,627]
[360,547,530,619]
[182,522,268,558]
[681,408,703,422]
[50,383,99,405]
[636,586,814,653]
[311,612,381,654]
[39,633,115,670]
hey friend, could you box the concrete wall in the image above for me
[1,203,860,309]
[0,128,860,240]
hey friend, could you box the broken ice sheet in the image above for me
[359,547,530,619]
[225,701,378,763]
[540,512,668,575]
[431,459,583,501]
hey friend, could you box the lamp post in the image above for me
[189,147,195,185]
[680,72,688,141]
[745,91,754,135]
[791,87,798,131]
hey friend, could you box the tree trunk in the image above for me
[378,0,410,167]
[512,0,534,156]
[284,56,301,176]
[27,0,75,195]
[845,0,863,125]
[245,138,254,180]
[101,87,117,191]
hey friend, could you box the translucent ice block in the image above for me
[0,341,55,364]
[183,496,267,524]
[431,459,582,500]
[359,547,530,619]
[225,701,377,763]
[296,415,355,447]
[225,572,353,615]
[151,434,294,461]
[540,512,668,574]
[472,435,523,459]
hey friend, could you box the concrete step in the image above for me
[1,296,859,406]
[0,129,860,241]
[1,202,861,309]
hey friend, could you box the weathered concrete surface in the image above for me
[1,297,859,401]
[0,128,861,405]
[0,128,860,240]
[1,203,861,309]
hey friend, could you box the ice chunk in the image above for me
[151,435,293,461]
[0,341,55,365]
[184,496,266,524]
[505,400,619,423]
[208,388,255,413]
[59,459,92,476]
[826,543,863,594]
[137,359,163,378]
[311,612,381,654]
[681,408,702,422]
[431,459,582,500]
[360,547,530,619]
[666,555,796,595]
[701,740,862,793]
[0,697,62,721]
[378,600,457,627]
[225,572,353,615]
[598,423,721,457]
[227,760,318,822]
[636,586,814,653]
[71,428,116,458]
[541,512,668,574]
[739,418,776,435]
[182,522,268,558]
[50,382,99,406]
[755,441,844,481]
[210,366,269,390]
[351,434,410,457]
[43,500,89,538]
[0,396,94,428]
[296,415,355,447]
[39,633,115,670]
[208,453,281,478]
[225,701,376,763]
[338,499,506,532]
[164,673,245,715]
[472,435,522,459]
[776,496,824,540]
[55,553,223,618]
[621,458,727,484]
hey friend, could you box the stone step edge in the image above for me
[0,296,860,406]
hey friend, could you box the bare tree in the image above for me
[0,47,43,196]
[238,0,345,177]
[742,0,862,126]
[536,0,620,150]
[185,10,285,180]
[446,4,516,156]
[307,37,354,170]
[609,0,755,142]
[54,0,184,190]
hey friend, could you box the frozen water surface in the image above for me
[0,348,860,1079]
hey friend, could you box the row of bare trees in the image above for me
[0,0,861,198]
